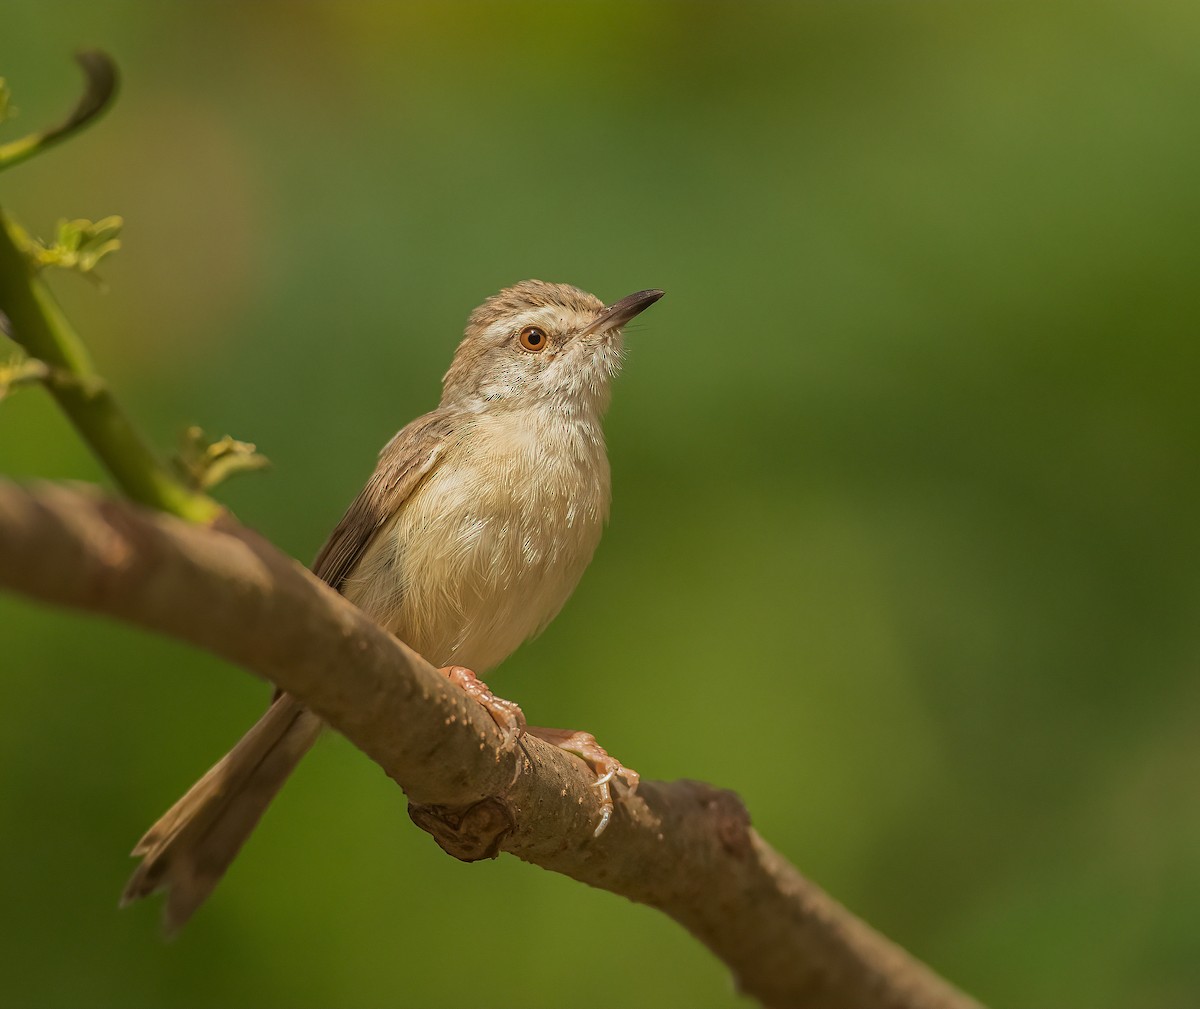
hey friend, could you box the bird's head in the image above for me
[441,280,663,418]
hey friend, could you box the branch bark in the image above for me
[0,479,982,1009]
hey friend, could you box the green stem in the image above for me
[0,51,119,174]
[0,210,220,523]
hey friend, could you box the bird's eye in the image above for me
[518,326,548,352]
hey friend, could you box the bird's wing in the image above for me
[311,408,457,592]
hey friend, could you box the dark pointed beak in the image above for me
[579,289,664,337]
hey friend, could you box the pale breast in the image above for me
[341,409,611,673]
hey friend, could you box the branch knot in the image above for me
[408,796,515,862]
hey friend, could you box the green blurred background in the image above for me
[2,2,1199,1007]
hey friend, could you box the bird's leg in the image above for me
[438,666,526,746]
[436,669,636,836]
[526,726,640,837]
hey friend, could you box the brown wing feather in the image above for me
[272,411,454,703]
[311,408,457,591]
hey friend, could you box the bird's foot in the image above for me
[526,726,640,837]
[438,666,526,746]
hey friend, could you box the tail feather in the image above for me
[122,694,322,934]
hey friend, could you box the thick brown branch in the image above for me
[0,480,981,1009]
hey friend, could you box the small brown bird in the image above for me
[121,280,663,932]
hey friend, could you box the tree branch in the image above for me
[0,479,981,1009]
[1,52,980,1008]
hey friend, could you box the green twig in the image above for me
[0,51,219,522]
[0,209,220,523]
[0,51,118,174]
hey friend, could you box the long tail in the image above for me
[121,694,322,933]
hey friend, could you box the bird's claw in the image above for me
[527,727,639,837]
[438,666,526,747]
[435,673,637,835]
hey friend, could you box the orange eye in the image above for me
[518,326,548,352]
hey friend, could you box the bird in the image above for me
[120,280,664,933]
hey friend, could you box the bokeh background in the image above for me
[2,3,1199,1007]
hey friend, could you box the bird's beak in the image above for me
[579,289,665,337]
